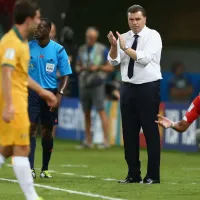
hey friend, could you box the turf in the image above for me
[0,138,200,200]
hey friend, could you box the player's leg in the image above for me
[139,81,161,183]
[0,145,13,167]
[0,144,5,167]
[0,118,14,167]
[28,89,40,178]
[1,112,43,200]
[0,148,5,167]
[93,85,109,148]
[29,123,38,178]
[13,144,41,200]
[40,93,56,178]
[78,88,93,148]
[52,125,57,138]
[40,123,53,178]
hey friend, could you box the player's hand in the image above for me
[39,89,57,107]
[2,104,15,123]
[116,31,126,50]
[50,93,62,112]
[107,31,117,47]
[155,114,174,128]
[89,65,99,72]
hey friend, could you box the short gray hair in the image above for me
[85,26,99,37]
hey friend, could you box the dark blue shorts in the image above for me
[28,88,58,126]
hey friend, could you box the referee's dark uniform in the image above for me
[108,24,162,184]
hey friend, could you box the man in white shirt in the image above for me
[107,5,162,184]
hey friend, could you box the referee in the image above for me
[28,18,72,178]
[107,5,162,184]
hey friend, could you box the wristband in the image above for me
[123,46,129,51]
[170,121,175,128]
[58,91,64,95]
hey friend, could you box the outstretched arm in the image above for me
[155,115,190,132]
[156,95,200,132]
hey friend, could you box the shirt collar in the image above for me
[130,25,148,38]
[12,25,24,42]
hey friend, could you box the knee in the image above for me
[42,125,53,140]
[2,146,13,158]
[41,126,53,150]
[30,123,37,137]
[13,146,30,157]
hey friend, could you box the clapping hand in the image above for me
[116,31,126,50]
[107,31,126,50]
[107,31,117,47]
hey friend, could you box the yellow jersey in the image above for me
[0,26,30,112]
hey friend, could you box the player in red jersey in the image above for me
[156,95,200,132]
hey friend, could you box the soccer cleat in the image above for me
[76,142,94,149]
[31,169,36,179]
[40,170,52,178]
[97,143,111,149]
[36,197,44,200]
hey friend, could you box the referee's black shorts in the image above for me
[28,88,58,126]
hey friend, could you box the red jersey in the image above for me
[183,95,200,123]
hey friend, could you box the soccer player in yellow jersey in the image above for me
[0,1,57,200]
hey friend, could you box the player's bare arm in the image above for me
[1,66,15,123]
[155,114,191,132]
[56,75,69,106]
[156,95,200,132]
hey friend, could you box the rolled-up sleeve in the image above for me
[107,40,121,66]
[136,31,162,66]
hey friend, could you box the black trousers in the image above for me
[120,80,161,180]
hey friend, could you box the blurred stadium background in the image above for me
[1,0,200,200]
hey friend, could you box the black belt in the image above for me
[122,80,160,86]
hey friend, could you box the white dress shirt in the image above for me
[108,26,162,84]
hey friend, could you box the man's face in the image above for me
[28,10,41,34]
[128,11,146,34]
[34,20,50,40]
[85,29,98,46]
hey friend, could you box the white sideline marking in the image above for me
[6,164,115,181]
[61,173,96,179]
[103,178,117,181]
[47,170,57,173]
[81,175,96,178]
[61,164,88,168]
[182,168,200,171]
[6,165,189,185]
[0,178,127,200]
[61,172,76,176]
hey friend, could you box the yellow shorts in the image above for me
[0,111,30,146]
